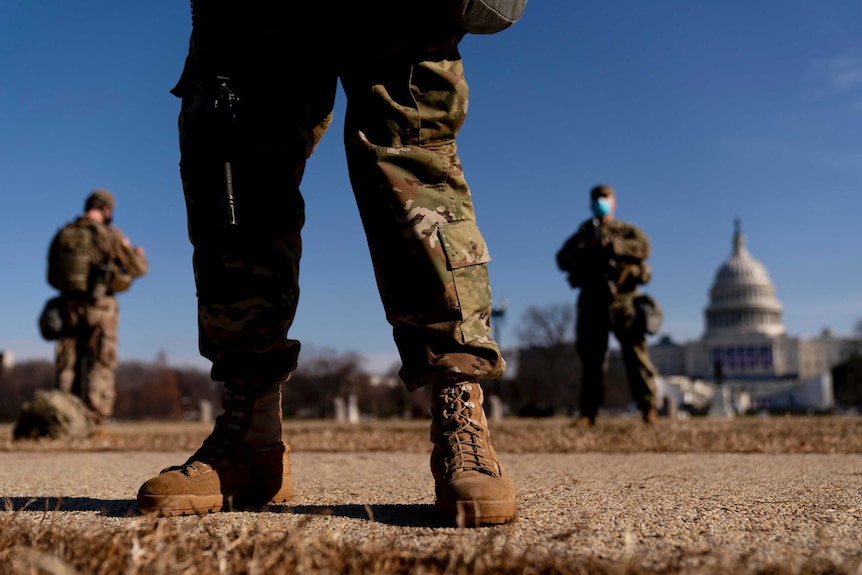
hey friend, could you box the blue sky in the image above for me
[2,1,860,374]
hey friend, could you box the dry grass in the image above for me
[2,415,862,454]
[6,523,622,575]
[2,416,861,574]
[2,510,855,575]
[0,520,570,575]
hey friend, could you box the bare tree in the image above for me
[516,303,575,349]
[509,303,578,415]
[284,347,370,418]
[115,360,185,420]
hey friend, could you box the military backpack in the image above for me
[47,221,105,295]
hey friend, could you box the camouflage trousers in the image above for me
[575,292,658,416]
[54,295,119,421]
[178,48,505,390]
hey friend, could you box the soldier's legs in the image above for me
[619,340,658,417]
[576,299,611,421]
[138,53,337,515]
[611,297,658,419]
[181,113,317,384]
[80,298,119,422]
[341,51,513,525]
[342,54,504,388]
[54,337,77,394]
[55,298,115,422]
[55,298,88,395]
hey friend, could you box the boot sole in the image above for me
[137,493,224,516]
[138,483,294,516]
[436,498,517,527]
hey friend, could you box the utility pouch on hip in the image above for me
[452,0,527,34]
[634,294,663,336]
[38,296,68,340]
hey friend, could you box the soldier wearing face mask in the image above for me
[556,184,658,427]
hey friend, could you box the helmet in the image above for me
[84,189,115,211]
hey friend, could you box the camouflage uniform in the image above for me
[556,219,658,419]
[174,3,505,390]
[52,216,148,421]
[136,2,517,525]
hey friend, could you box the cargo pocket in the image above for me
[438,221,492,342]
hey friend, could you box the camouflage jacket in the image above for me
[106,221,148,294]
[556,219,651,297]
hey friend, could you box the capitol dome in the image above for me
[703,220,785,339]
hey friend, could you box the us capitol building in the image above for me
[649,220,860,410]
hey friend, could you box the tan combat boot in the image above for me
[430,381,516,526]
[137,381,293,515]
[573,414,596,428]
[643,407,659,424]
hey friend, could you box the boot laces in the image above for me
[183,390,252,468]
[437,384,498,477]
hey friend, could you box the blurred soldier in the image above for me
[136,1,523,525]
[556,184,658,426]
[47,189,148,422]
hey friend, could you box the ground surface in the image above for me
[1,417,861,574]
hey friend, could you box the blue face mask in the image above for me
[591,197,613,219]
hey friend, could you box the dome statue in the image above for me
[703,219,785,339]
